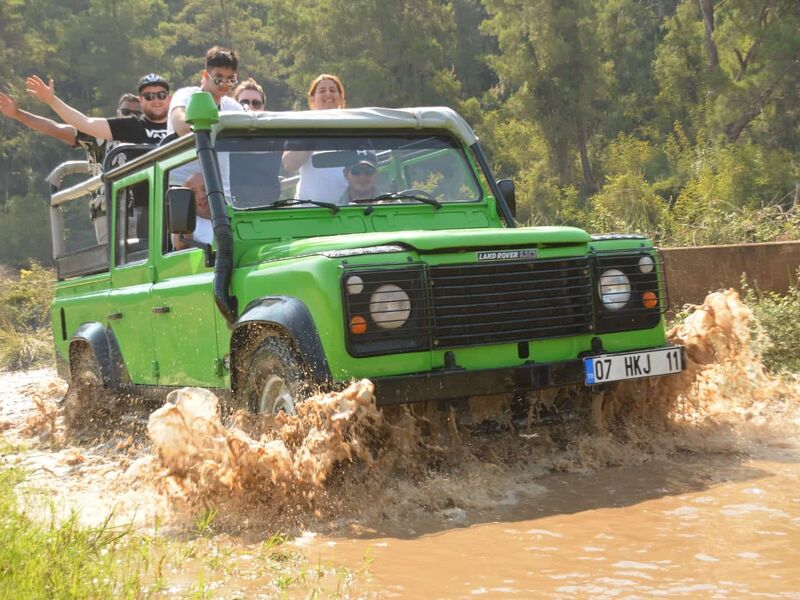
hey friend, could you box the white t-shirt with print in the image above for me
[167,86,243,136]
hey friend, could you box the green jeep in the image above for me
[48,93,684,421]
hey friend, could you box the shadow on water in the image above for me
[328,452,783,541]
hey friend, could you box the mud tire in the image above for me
[241,335,310,415]
[63,347,111,431]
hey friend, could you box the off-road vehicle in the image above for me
[49,93,684,420]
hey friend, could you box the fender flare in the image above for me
[69,323,125,388]
[232,296,332,386]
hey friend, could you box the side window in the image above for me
[115,180,150,265]
[163,160,200,254]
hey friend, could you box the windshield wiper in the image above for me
[266,198,340,214]
[370,192,442,209]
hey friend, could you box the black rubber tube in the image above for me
[471,142,516,228]
[194,129,238,324]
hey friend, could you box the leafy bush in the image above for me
[589,172,667,235]
[662,203,800,247]
[742,274,800,374]
[0,194,52,269]
[0,263,55,371]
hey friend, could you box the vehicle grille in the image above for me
[428,257,594,348]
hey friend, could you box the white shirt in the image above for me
[167,86,243,136]
[296,154,348,203]
[194,216,213,244]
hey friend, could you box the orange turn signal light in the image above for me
[350,316,367,334]
[642,291,658,309]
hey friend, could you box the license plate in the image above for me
[584,347,683,385]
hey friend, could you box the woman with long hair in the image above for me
[282,74,348,202]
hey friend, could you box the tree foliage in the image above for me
[0,0,798,268]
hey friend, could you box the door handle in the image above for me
[107,312,123,320]
[152,306,170,314]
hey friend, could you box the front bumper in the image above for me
[371,344,687,405]
[372,359,586,406]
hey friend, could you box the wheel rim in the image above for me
[258,374,296,415]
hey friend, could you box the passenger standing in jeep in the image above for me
[25,73,170,145]
[167,46,243,137]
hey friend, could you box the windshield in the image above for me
[215,133,483,210]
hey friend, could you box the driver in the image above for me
[172,172,213,250]
[339,150,379,204]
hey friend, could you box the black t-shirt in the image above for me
[107,116,167,144]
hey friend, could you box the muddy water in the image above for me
[2,290,800,597]
[306,450,800,597]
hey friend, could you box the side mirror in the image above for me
[166,187,196,234]
[497,179,516,218]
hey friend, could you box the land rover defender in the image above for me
[49,93,684,420]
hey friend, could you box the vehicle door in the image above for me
[149,155,224,388]
[108,170,157,384]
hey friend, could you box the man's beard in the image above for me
[143,105,168,122]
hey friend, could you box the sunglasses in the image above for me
[239,98,263,109]
[141,90,168,101]
[119,108,142,117]
[211,76,239,87]
[349,164,376,176]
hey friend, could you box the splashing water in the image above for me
[142,289,798,528]
[3,292,798,596]
[146,379,432,521]
[600,290,800,454]
[3,290,796,532]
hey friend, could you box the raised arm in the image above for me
[170,105,192,137]
[26,75,113,141]
[281,150,311,172]
[0,92,77,146]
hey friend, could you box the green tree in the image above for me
[269,0,461,108]
[452,0,498,98]
[482,0,610,193]
[161,0,293,108]
[655,0,800,144]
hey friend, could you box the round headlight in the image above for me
[369,284,411,329]
[599,269,631,310]
[346,275,364,295]
[638,255,655,274]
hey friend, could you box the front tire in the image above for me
[241,335,310,415]
[63,347,107,430]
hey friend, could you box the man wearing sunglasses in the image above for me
[0,89,142,182]
[0,90,145,242]
[0,90,139,148]
[25,72,170,145]
[167,46,243,137]
[340,150,380,204]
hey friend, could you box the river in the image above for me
[1,290,799,598]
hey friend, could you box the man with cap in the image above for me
[26,72,170,145]
[339,149,381,204]
[0,90,145,242]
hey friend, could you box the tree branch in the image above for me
[724,57,800,142]
[698,0,719,71]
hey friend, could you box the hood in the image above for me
[242,226,591,263]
